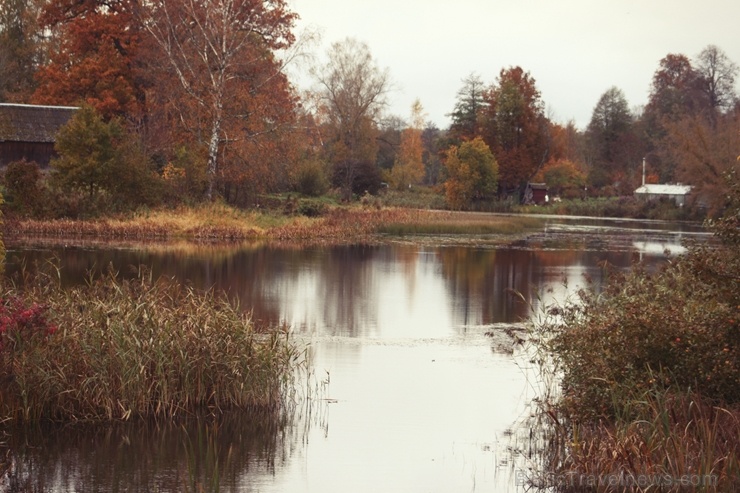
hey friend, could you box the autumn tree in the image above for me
[584,87,636,190]
[443,137,498,210]
[0,0,45,102]
[448,73,487,143]
[642,47,738,183]
[421,122,444,185]
[388,99,426,189]
[144,0,298,201]
[667,110,740,215]
[481,66,550,194]
[645,54,704,124]
[376,115,404,171]
[2,159,48,217]
[312,38,390,199]
[33,0,145,119]
[695,45,738,119]
[641,54,706,181]
[548,120,586,166]
[534,159,586,199]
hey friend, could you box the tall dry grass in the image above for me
[0,268,303,423]
[527,387,739,492]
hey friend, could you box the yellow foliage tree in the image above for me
[534,159,586,198]
[443,137,498,210]
[389,99,426,189]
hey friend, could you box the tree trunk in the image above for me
[206,121,220,201]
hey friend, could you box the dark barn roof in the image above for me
[0,103,78,143]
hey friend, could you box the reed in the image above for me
[0,268,304,423]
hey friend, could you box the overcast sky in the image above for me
[287,0,740,130]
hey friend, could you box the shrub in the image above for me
[535,169,740,421]
[298,201,328,217]
[2,160,49,218]
[332,159,382,198]
[295,159,329,197]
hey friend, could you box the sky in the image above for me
[287,0,740,130]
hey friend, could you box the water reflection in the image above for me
[2,221,702,492]
[6,242,644,336]
[2,413,296,492]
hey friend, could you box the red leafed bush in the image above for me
[0,296,57,352]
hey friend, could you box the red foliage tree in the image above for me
[481,67,550,194]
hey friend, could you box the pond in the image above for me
[0,216,708,492]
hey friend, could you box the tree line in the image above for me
[0,0,738,215]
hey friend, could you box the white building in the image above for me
[634,184,692,206]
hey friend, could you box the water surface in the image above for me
[1,217,704,492]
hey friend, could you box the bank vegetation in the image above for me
[528,170,740,492]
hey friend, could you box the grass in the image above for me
[377,211,543,236]
[0,267,304,423]
[378,186,447,210]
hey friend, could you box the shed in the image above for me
[524,182,548,205]
[634,184,692,207]
[0,103,78,167]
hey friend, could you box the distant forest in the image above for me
[1,0,738,214]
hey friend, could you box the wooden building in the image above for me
[0,103,78,167]
[524,182,548,205]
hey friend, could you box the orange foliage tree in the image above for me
[668,111,740,215]
[389,99,426,189]
[0,0,45,102]
[143,0,299,201]
[32,0,144,119]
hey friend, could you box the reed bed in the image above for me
[0,269,303,423]
[4,217,174,239]
[5,205,546,243]
[269,207,543,240]
[4,204,272,241]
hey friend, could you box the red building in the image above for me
[524,182,548,205]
